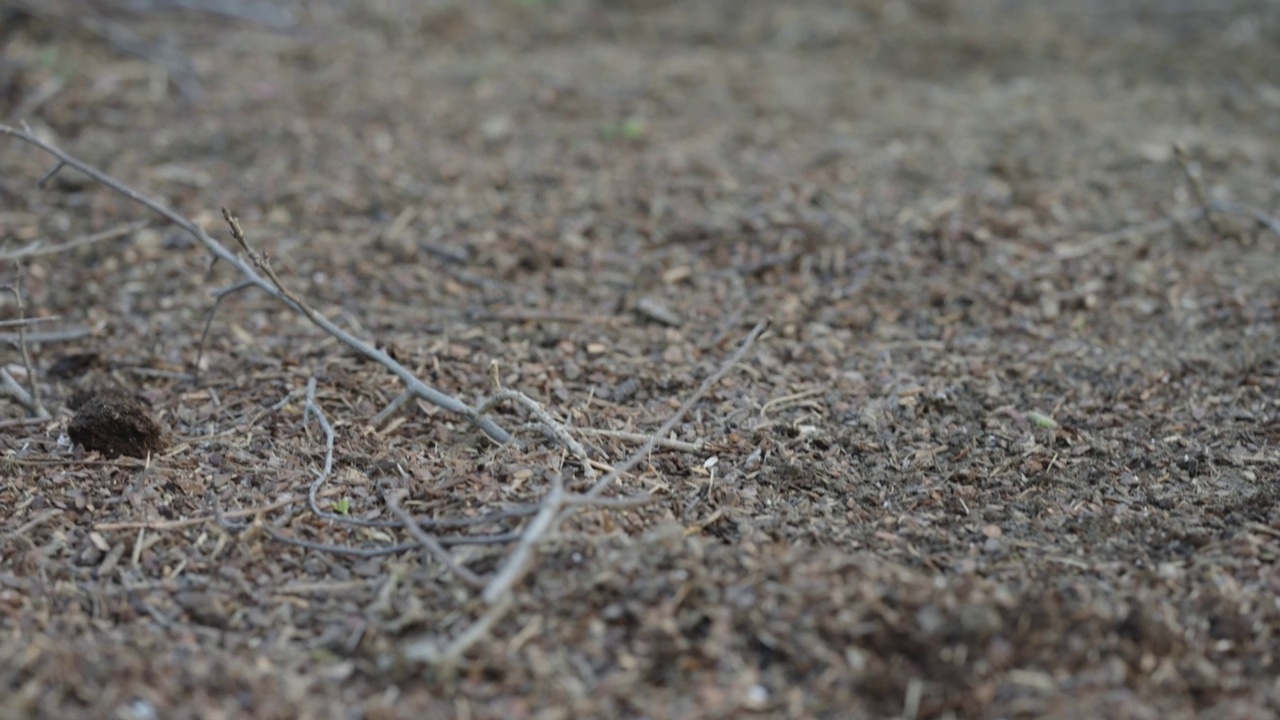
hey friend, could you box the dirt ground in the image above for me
[2,1,1280,718]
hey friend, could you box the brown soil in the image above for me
[2,1,1280,718]
[67,386,167,459]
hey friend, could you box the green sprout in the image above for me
[602,117,647,142]
[332,497,351,515]
[1027,411,1057,429]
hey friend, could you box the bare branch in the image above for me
[575,317,771,503]
[485,319,769,605]
[1175,144,1228,238]
[371,389,414,429]
[0,220,149,261]
[403,595,513,667]
[0,326,93,345]
[1,264,48,418]
[1053,209,1203,259]
[302,377,340,522]
[409,318,770,663]
[477,388,594,477]
[573,427,704,453]
[0,368,38,415]
[384,490,485,588]
[0,123,512,445]
[0,316,59,329]
[193,278,254,378]
[1211,200,1280,240]
[480,472,567,605]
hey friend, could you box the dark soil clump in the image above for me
[67,387,166,459]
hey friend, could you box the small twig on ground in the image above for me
[1174,143,1228,238]
[95,489,340,531]
[760,387,825,417]
[263,525,525,557]
[0,123,511,445]
[477,388,594,478]
[193,278,254,378]
[1,264,47,418]
[0,220,149,261]
[575,318,770,503]
[1212,200,1280,240]
[1054,199,1280,260]
[262,527,419,558]
[0,326,93,345]
[485,318,770,605]
[0,316,59,329]
[221,207,511,444]
[404,595,514,666]
[0,416,52,429]
[293,377,521,543]
[403,318,770,664]
[301,377,341,522]
[1053,209,1204,259]
[6,509,62,538]
[209,491,248,533]
[562,491,662,509]
[572,426,703,453]
[370,389,414,429]
[480,472,567,605]
[472,309,615,324]
[384,490,485,588]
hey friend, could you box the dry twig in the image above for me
[404,317,771,665]
[571,427,703,453]
[193,278,253,378]
[1,264,48,418]
[1174,144,1228,238]
[384,490,485,588]
[0,326,93,345]
[0,220,149,261]
[0,123,512,445]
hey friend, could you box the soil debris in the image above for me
[66,386,166,459]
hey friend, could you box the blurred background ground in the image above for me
[2,1,1280,718]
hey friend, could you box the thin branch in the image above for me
[0,416,51,429]
[562,492,661,508]
[1053,209,1203,260]
[572,427,704,453]
[1211,200,1280,240]
[485,319,770,605]
[0,326,94,345]
[210,490,247,533]
[1052,199,1279,261]
[384,490,485,588]
[1175,143,1228,238]
[577,318,770,503]
[0,316,59,329]
[193,278,254,378]
[95,489,340,531]
[1,265,47,418]
[477,388,594,477]
[262,525,523,557]
[407,318,769,663]
[6,509,62,538]
[0,123,511,445]
[371,389,414,429]
[493,319,767,605]
[263,527,420,558]
[480,473,567,605]
[302,377,342,523]
[403,595,514,666]
[0,220,149,261]
[295,378,531,538]
[37,160,66,188]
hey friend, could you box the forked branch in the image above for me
[0,123,512,444]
